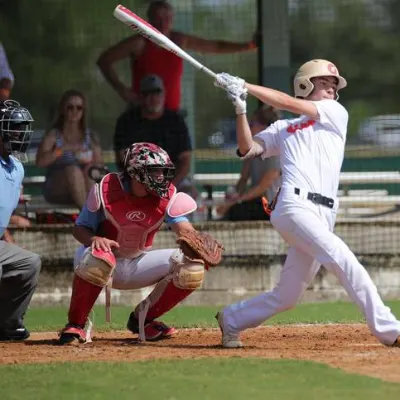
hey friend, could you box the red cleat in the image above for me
[58,324,86,344]
[127,312,177,341]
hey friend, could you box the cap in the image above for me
[140,75,164,93]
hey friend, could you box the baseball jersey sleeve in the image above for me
[313,99,348,138]
[75,203,105,233]
[253,122,281,159]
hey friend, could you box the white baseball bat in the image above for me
[113,5,217,79]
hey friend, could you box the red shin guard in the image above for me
[68,274,103,327]
[142,280,194,321]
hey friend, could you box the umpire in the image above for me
[0,99,41,341]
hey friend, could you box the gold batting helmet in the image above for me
[293,59,347,98]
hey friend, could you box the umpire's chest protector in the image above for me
[96,173,176,259]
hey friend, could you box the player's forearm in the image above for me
[171,221,195,235]
[245,83,294,111]
[236,114,254,156]
[73,225,97,247]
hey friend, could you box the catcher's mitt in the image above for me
[176,229,224,267]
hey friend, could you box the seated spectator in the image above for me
[36,90,103,209]
[114,75,193,194]
[97,0,257,110]
[217,106,281,221]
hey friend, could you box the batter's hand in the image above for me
[227,86,248,115]
[214,73,246,91]
[91,236,119,252]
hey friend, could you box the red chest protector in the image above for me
[98,173,176,259]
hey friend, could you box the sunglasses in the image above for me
[66,104,83,111]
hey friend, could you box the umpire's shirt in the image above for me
[0,155,24,237]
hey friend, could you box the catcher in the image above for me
[58,142,223,344]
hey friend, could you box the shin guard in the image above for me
[68,274,103,327]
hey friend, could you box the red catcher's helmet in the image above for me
[123,142,175,198]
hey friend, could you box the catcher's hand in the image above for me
[176,229,224,267]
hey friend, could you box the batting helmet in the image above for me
[0,99,33,161]
[123,142,175,198]
[293,59,347,98]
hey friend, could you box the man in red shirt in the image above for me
[97,0,257,111]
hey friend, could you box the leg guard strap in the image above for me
[134,249,205,341]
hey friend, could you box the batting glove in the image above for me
[214,72,246,91]
[227,86,248,115]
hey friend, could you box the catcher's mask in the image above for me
[294,59,347,99]
[0,99,34,162]
[123,142,175,198]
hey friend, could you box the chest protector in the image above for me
[98,173,176,259]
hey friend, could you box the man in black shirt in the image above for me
[114,75,192,189]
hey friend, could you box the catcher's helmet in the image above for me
[123,142,175,198]
[293,59,347,98]
[0,99,33,161]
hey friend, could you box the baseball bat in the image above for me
[113,5,217,79]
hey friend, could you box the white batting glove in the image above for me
[214,72,246,91]
[227,86,248,115]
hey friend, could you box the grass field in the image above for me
[23,300,400,331]
[1,301,400,400]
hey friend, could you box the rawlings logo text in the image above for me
[126,211,146,221]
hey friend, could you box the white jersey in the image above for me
[254,99,348,198]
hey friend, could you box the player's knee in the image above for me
[274,288,300,312]
[75,247,116,287]
[169,249,205,290]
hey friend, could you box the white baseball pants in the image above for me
[222,186,400,346]
[74,246,175,290]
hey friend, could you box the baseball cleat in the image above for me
[58,324,86,345]
[127,312,177,341]
[215,311,244,348]
[0,326,30,342]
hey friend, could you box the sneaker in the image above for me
[127,312,177,341]
[0,326,30,342]
[215,311,244,348]
[58,324,86,344]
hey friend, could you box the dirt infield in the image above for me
[1,324,399,382]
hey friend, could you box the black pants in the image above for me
[0,241,41,329]
[224,198,270,221]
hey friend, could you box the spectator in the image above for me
[0,43,14,101]
[97,0,257,111]
[0,99,41,341]
[114,75,192,192]
[217,106,281,221]
[36,90,103,210]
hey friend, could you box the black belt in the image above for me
[294,188,334,209]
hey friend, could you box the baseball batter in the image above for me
[213,59,400,348]
[58,142,223,344]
